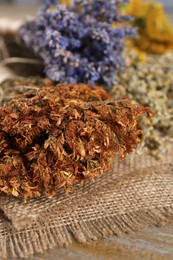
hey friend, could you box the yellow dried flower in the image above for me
[126,0,173,54]
[60,0,72,6]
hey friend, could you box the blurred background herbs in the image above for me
[111,51,173,156]
[19,0,135,89]
[125,0,173,54]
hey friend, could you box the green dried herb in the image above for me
[0,83,151,199]
[111,51,173,157]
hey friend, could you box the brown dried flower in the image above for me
[0,83,151,199]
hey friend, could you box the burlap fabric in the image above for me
[0,143,173,259]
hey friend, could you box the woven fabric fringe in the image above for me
[0,144,173,259]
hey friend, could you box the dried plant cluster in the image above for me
[20,0,135,88]
[0,84,151,199]
[111,51,173,156]
[126,0,173,54]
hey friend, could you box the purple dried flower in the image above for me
[71,0,118,24]
[20,0,135,89]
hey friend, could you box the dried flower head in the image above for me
[0,83,151,199]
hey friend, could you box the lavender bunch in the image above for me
[20,0,135,89]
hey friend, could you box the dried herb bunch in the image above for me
[0,84,150,199]
[111,51,173,156]
[126,0,173,54]
[19,0,135,89]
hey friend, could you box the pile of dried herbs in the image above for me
[0,83,151,199]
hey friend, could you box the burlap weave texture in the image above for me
[0,144,173,259]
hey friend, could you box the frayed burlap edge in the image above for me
[1,206,173,259]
